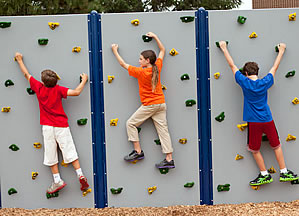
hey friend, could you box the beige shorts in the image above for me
[42,126,78,166]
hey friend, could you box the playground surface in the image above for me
[0,200,298,216]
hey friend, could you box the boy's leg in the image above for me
[71,159,90,191]
[273,146,286,169]
[252,151,267,171]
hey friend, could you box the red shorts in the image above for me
[247,120,281,152]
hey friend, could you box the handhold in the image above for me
[215,112,225,122]
[2,107,11,112]
[32,172,38,180]
[249,32,258,38]
[46,191,59,199]
[83,188,92,196]
[237,123,248,131]
[137,127,141,133]
[179,138,187,144]
[154,139,161,145]
[216,41,228,48]
[251,185,260,190]
[148,186,157,194]
[185,99,196,107]
[27,88,35,95]
[72,46,81,53]
[235,154,244,160]
[48,22,60,30]
[142,35,152,42]
[8,188,17,195]
[268,166,276,174]
[214,72,220,79]
[0,22,11,28]
[184,182,194,188]
[131,19,139,26]
[110,118,118,126]
[5,79,14,87]
[38,38,49,45]
[285,70,295,78]
[291,179,299,184]
[217,184,230,192]
[9,144,19,151]
[237,16,247,24]
[110,187,123,194]
[77,118,88,126]
[289,12,296,21]
[180,16,195,23]
[180,74,190,81]
[159,168,169,174]
[286,134,296,141]
[162,85,167,90]
[108,75,115,83]
[61,160,68,167]
[169,48,178,56]
[292,97,299,105]
[33,142,42,149]
[262,134,268,141]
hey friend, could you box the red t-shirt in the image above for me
[30,76,69,127]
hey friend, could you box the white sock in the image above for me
[261,170,269,176]
[76,168,83,178]
[53,173,61,183]
[280,168,288,173]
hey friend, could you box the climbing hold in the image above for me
[159,168,169,174]
[130,160,140,164]
[0,22,11,28]
[292,97,299,105]
[180,74,190,81]
[184,182,194,188]
[214,72,220,79]
[169,48,178,56]
[262,134,268,141]
[180,16,195,23]
[275,46,279,52]
[148,186,157,194]
[237,16,247,24]
[27,88,35,95]
[110,187,123,194]
[216,41,228,48]
[38,38,49,45]
[61,160,68,167]
[286,134,296,141]
[142,35,152,42]
[83,188,92,196]
[108,75,115,83]
[2,107,11,112]
[179,138,187,144]
[291,179,299,184]
[289,12,296,21]
[33,142,42,149]
[162,85,167,90]
[131,19,139,26]
[215,112,225,122]
[249,32,258,38]
[268,166,276,174]
[8,188,17,195]
[235,154,244,160]
[110,118,118,126]
[72,46,81,53]
[77,118,88,126]
[154,139,161,145]
[5,79,14,87]
[251,185,260,190]
[185,99,196,107]
[32,172,38,180]
[48,22,60,30]
[285,70,295,78]
[237,123,248,131]
[46,191,59,199]
[137,127,141,133]
[217,184,230,192]
[9,144,19,151]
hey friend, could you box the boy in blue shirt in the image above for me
[219,41,299,186]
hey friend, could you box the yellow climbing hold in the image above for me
[179,138,187,144]
[110,118,118,126]
[83,188,92,197]
[2,107,11,112]
[61,160,68,167]
[48,22,60,30]
[292,97,299,104]
[108,75,115,83]
[148,186,157,194]
[268,166,276,174]
[169,48,178,56]
[235,154,244,160]
[214,72,220,79]
[32,172,38,180]
[131,19,139,26]
[286,134,296,141]
[33,142,42,149]
[162,85,167,90]
[55,72,61,80]
[289,12,296,21]
[237,123,248,131]
[249,32,258,38]
[72,46,81,53]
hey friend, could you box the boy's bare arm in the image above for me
[111,44,129,70]
[15,52,31,81]
[219,41,239,75]
[146,32,165,60]
[67,73,88,96]
[269,43,286,77]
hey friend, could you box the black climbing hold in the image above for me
[5,79,14,87]
[215,112,225,122]
[237,16,247,24]
[142,35,152,42]
[185,99,196,107]
[262,134,268,141]
[110,187,123,194]
[137,127,141,133]
[27,88,35,95]
[181,74,190,81]
[217,184,230,192]
[291,179,299,185]
[285,70,295,78]
[216,41,228,48]
[8,188,17,195]
[154,139,161,145]
[180,16,195,23]
[38,38,49,45]
[9,144,19,151]
[77,118,88,126]
[159,168,169,174]
[184,182,194,188]
[0,22,11,28]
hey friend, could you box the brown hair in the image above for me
[41,69,58,87]
[141,50,158,92]
[243,62,259,76]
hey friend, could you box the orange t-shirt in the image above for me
[128,58,165,106]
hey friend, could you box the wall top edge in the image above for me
[0,14,88,19]
[209,7,299,13]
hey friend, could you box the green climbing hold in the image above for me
[9,144,19,151]
[237,16,247,24]
[180,16,195,23]
[216,41,228,48]
[215,112,225,122]
[291,179,299,185]
[0,22,11,28]
[142,35,152,42]
[275,46,279,52]
[27,88,35,95]
[77,118,88,126]
[184,182,195,188]
[180,74,190,81]
[285,70,295,78]
[262,134,268,141]
[38,38,49,45]
[154,139,161,145]
[46,191,59,199]
[159,168,169,174]
[8,188,17,195]
[5,79,14,87]
[217,184,230,192]
[110,187,123,194]
[137,127,141,133]
[185,99,196,107]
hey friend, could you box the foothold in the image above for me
[292,97,299,105]
[291,179,299,184]
[33,142,42,149]
[9,144,19,151]
[154,139,161,145]
[237,123,248,131]
[184,182,194,188]
[251,185,260,190]
[61,160,68,167]
[169,48,178,56]
[130,160,140,164]
[48,22,60,30]
[185,99,196,107]
[262,134,268,141]
[159,168,169,174]
[38,38,49,45]
[286,70,295,78]
[180,16,195,23]
[83,188,92,196]
[131,19,139,26]
[148,186,157,194]
[27,88,35,95]
[108,75,115,83]
[32,172,38,180]
[235,154,244,160]
[237,16,247,24]
[216,41,228,48]
[8,188,17,195]
[110,118,118,126]
[217,184,230,192]
[0,22,11,28]
[72,46,81,53]
[162,85,167,90]
[286,134,296,141]
[214,72,220,79]
[2,107,11,112]
[5,79,14,87]
[268,166,276,174]
[142,35,152,42]
[249,32,258,38]
[181,74,190,81]
[289,12,296,21]
[137,127,141,133]
[110,187,123,194]
[179,138,187,144]
[215,112,225,122]
[77,118,88,126]
[46,191,59,199]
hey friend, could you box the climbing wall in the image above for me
[209,8,299,204]
[101,11,200,207]
[0,15,94,208]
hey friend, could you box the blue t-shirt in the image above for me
[235,71,274,122]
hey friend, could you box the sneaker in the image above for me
[124,150,144,162]
[155,159,175,169]
[280,170,299,182]
[47,180,67,194]
[249,173,273,186]
[79,176,90,191]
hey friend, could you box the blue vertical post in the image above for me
[196,8,213,205]
[88,11,108,208]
